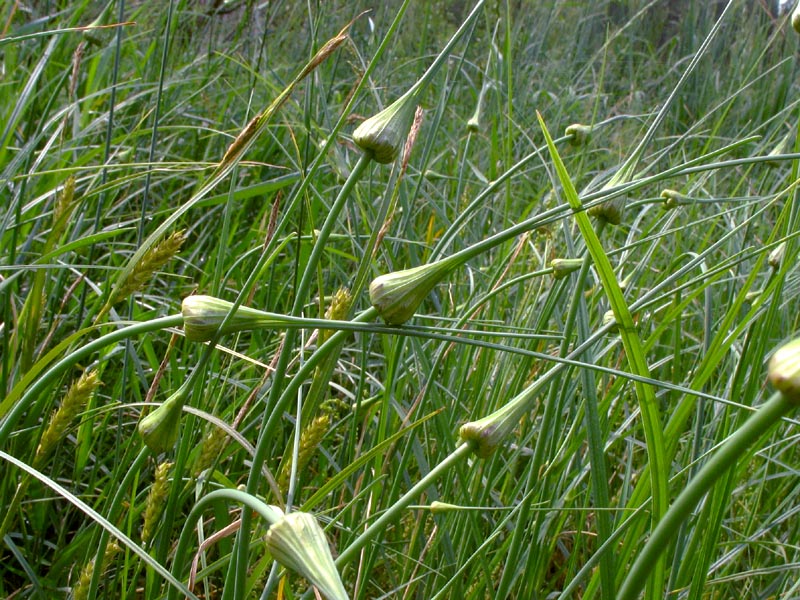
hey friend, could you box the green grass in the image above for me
[2,0,800,598]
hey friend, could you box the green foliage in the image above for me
[2,1,800,599]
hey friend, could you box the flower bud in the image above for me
[369,259,456,325]
[793,2,800,34]
[265,511,349,600]
[769,242,786,270]
[602,309,618,333]
[588,195,626,225]
[459,397,527,458]
[660,189,689,210]
[138,383,189,455]
[768,337,800,404]
[550,258,583,280]
[352,91,418,164]
[565,123,593,147]
[182,295,280,342]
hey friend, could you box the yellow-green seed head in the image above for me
[565,123,593,147]
[138,384,188,455]
[265,511,349,600]
[352,92,418,164]
[141,461,172,544]
[769,337,800,404]
[550,258,583,280]
[369,260,453,325]
[182,295,278,342]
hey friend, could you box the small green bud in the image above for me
[769,337,800,404]
[793,2,800,34]
[565,123,593,147]
[265,511,349,600]
[550,258,583,280]
[369,259,456,325]
[138,383,189,455]
[660,189,690,210]
[602,309,618,333]
[352,91,418,164]
[588,196,626,225]
[459,398,527,458]
[182,295,280,342]
[769,242,786,270]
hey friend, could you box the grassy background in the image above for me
[2,0,800,598]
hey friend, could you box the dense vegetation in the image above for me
[2,0,800,598]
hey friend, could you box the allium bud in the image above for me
[369,258,457,325]
[265,511,349,600]
[352,91,418,164]
[769,337,800,404]
[769,242,786,270]
[550,258,583,280]
[660,189,689,210]
[793,2,800,34]
[459,397,526,458]
[565,123,593,147]
[588,196,626,226]
[182,295,281,342]
[138,382,189,455]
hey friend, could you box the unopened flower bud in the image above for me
[769,242,786,270]
[352,91,418,164]
[660,189,690,210]
[138,382,189,454]
[565,123,593,147]
[266,511,349,600]
[769,337,800,404]
[182,295,281,342]
[369,258,457,325]
[588,196,626,225]
[793,2,800,34]
[550,258,583,280]
[459,393,531,459]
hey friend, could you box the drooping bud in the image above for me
[138,382,190,455]
[768,337,800,404]
[602,309,619,333]
[550,258,583,280]
[352,91,418,164]
[265,511,349,600]
[793,2,800,34]
[459,396,526,459]
[769,242,786,270]
[369,258,457,325]
[181,295,282,342]
[565,123,594,147]
[660,189,690,210]
[588,195,626,226]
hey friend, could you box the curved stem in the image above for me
[617,392,795,600]
[169,489,283,600]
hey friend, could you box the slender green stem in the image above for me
[338,442,473,566]
[617,392,795,600]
